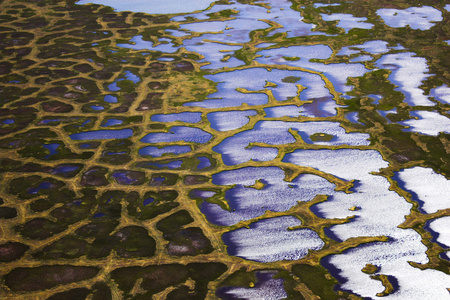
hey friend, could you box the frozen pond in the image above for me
[376,6,443,30]
[217,270,287,300]
[140,126,212,144]
[399,111,450,136]
[151,112,202,123]
[283,149,450,299]
[222,216,324,262]
[70,129,133,140]
[428,216,450,259]
[256,46,368,94]
[185,68,332,108]
[320,13,373,32]
[76,0,215,14]
[394,167,450,213]
[208,110,257,131]
[213,121,370,165]
[376,52,434,106]
[429,85,450,104]
[202,167,336,226]
[138,145,191,157]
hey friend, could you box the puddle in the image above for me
[43,143,60,159]
[124,71,140,83]
[222,216,324,262]
[104,95,118,103]
[101,119,123,127]
[197,156,211,169]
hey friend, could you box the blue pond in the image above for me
[151,112,202,123]
[70,129,133,140]
[139,145,191,157]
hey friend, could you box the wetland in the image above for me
[0,0,449,299]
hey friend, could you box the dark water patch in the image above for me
[33,236,88,260]
[114,226,156,258]
[4,265,100,291]
[165,227,213,256]
[184,175,209,185]
[81,167,109,186]
[47,288,91,300]
[101,118,123,127]
[51,164,82,178]
[127,190,179,221]
[112,170,146,185]
[293,263,342,300]
[0,242,29,262]
[149,173,179,186]
[0,207,17,219]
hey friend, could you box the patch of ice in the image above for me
[214,121,370,165]
[151,112,202,123]
[376,6,443,30]
[428,216,450,248]
[138,145,191,157]
[217,270,287,300]
[264,105,305,118]
[395,167,450,214]
[321,13,374,32]
[208,110,257,131]
[314,3,340,8]
[185,68,332,108]
[283,149,450,299]
[256,47,369,94]
[376,52,435,106]
[429,84,450,104]
[140,126,212,144]
[201,167,337,226]
[349,55,372,62]
[76,0,215,14]
[222,216,325,262]
[399,111,450,136]
[175,0,320,39]
[117,35,179,53]
[338,40,390,56]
